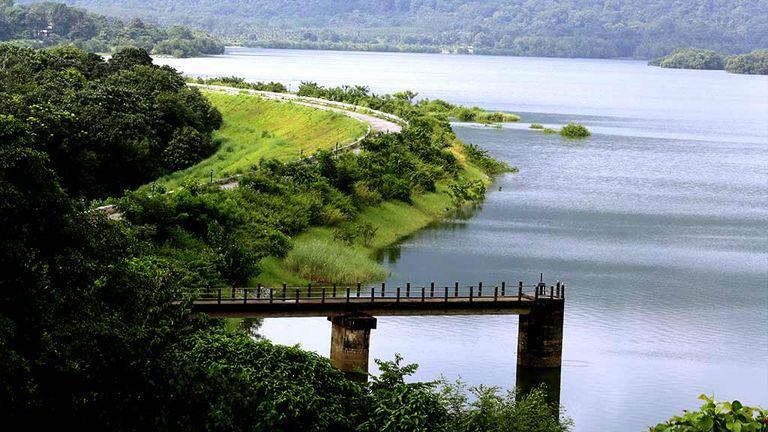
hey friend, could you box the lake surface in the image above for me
[156,48,768,431]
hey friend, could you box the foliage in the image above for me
[649,48,726,70]
[190,75,288,92]
[46,0,768,59]
[651,394,768,432]
[156,90,367,189]
[725,50,768,75]
[441,380,572,432]
[0,44,535,432]
[360,355,449,432]
[0,44,222,198]
[559,123,591,138]
[0,1,224,57]
[284,238,388,283]
[651,48,768,75]
[463,143,512,175]
[447,178,486,208]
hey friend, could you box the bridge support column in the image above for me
[516,299,564,405]
[328,313,377,382]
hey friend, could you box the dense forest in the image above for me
[1,0,224,56]
[650,48,768,74]
[27,0,768,59]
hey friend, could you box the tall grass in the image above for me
[156,91,368,188]
[284,239,388,284]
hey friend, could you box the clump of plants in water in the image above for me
[559,123,591,138]
[651,394,767,432]
[463,143,514,175]
[542,128,558,134]
[529,123,544,129]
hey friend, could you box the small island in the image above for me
[650,48,768,75]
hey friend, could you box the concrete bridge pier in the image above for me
[516,299,564,404]
[328,313,377,382]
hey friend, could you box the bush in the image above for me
[651,394,767,432]
[725,50,768,75]
[530,123,544,129]
[650,48,725,70]
[559,123,591,138]
[542,128,558,134]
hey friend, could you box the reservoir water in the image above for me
[156,48,768,431]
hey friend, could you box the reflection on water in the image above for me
[375,205,482,265]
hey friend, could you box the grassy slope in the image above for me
[256,145,492,286]
[157,91,368,189]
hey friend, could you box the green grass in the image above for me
[255,142,493,286]
[156,91,368,189]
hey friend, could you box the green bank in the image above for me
[156,91,368,189]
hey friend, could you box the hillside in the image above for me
[22,0,768,59]
[1,0,223,56]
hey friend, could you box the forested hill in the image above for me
[1,1,224,57]
[22,0,768,59]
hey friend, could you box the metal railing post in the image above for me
[397,286,401,302]
[430,282,434,298]
[469,286,474,303]
[478,282,483,297]
[421,287,425,302]
[346,287,350,303]
[501,281,506,297]
[494,286,498,301]
[321,288,326,303]
[518,281,523,301]
[217,288,221,304]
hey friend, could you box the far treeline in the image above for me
[0,0,224,57]
[650,48,768,75]
[41,0,768,59]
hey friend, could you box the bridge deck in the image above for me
[191,282,565,318]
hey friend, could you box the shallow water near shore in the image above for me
[156,48,768,431]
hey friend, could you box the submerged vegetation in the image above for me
[0,1,224,57]
[559,123,591,138]
[651,48,768,75]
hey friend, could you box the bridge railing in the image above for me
[193,281,565,305]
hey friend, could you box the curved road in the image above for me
[97,84,409,218]
[189,83,404,134]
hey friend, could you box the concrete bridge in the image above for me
[192,279,566,396]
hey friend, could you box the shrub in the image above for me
[542,128,558,134]
[530,123,544,129]
[559,123,591,138]
[651,394,767,432]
